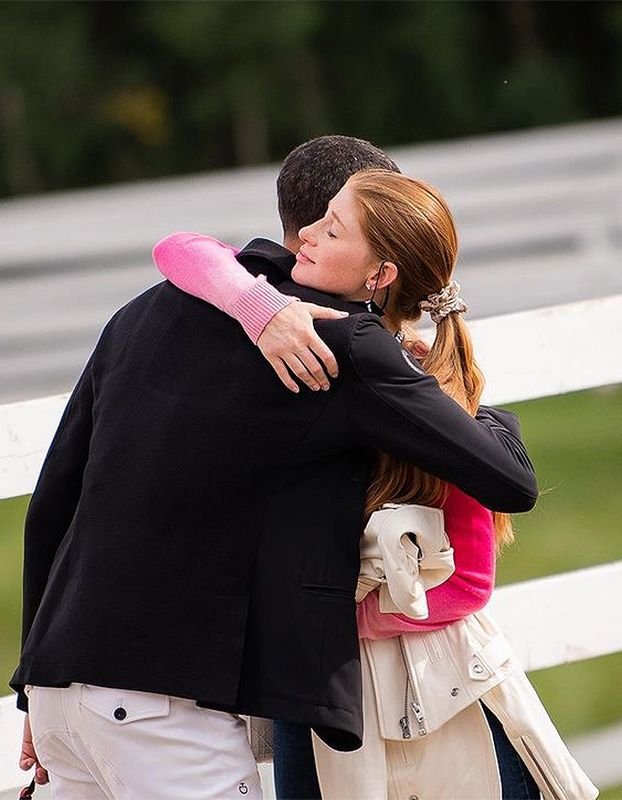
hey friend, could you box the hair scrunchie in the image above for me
[420,280,467,324]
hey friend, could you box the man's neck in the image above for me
[282,234,301,254]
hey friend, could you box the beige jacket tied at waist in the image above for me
[313,503,598,800]
[356,503,455,619]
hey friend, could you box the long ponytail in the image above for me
[351,170,514,549]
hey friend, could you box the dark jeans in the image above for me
[482,704,541,800]
[273,720,322,800]
[273,708,541,800]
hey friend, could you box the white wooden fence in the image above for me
[1,294,622,797]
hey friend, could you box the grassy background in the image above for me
[1,386,621,754]
[498,386,622,741]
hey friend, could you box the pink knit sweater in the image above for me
[152,232,497,640]
[152,233,298,344]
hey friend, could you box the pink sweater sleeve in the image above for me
[152,232,299,344]
[357,486,496,639]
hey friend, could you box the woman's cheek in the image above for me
[292,262,321,289]
[292,258,345,294]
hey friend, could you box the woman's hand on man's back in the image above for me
[257,302,348,393]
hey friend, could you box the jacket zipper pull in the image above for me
[399,715,411,739]
[411,702,427,736]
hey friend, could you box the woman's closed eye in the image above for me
[327,229,337,239]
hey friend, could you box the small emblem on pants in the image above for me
[238,782,249,795]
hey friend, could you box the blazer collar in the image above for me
[238,238,295,279]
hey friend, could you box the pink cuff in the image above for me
[232,276,299,344]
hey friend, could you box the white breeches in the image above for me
[27,683,262,800]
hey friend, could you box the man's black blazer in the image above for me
[11,239,537,750]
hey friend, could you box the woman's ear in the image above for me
[377,261,398,290]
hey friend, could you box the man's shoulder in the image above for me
[263,279,397,356]
[109,279,224,321]
[317,311,426,381]
[97,279,228,346]
[102,281,172,328]
[313,306,394,358]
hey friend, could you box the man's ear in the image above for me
[377,261,398,290]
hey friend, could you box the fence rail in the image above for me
[3,293,622,502]
[1,294,621,795]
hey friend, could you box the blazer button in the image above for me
[114,707,127,721]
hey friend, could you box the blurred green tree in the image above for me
[0,0,619,197]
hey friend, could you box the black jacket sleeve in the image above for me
[344,316,538,513]
[17,358,94,711]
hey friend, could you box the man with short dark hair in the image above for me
[13,136,536,799]
[277,135,400,242]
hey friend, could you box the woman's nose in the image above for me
[299,223,315,244]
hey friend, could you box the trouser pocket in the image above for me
[79,684,170,725]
